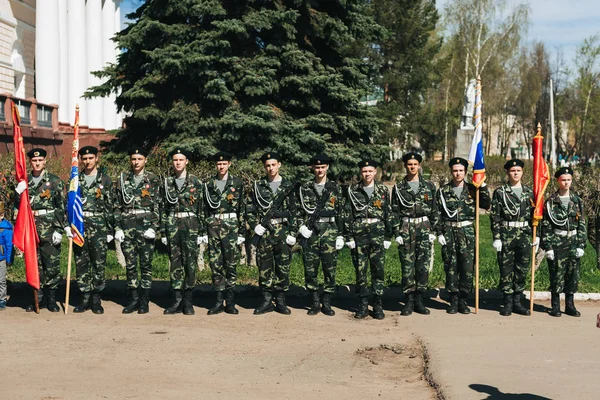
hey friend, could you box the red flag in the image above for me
[532,123,549,226]
[12,102,40,290]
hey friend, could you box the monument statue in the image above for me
[461,79,476,129]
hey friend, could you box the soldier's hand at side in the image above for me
[51,231,62,245]
[546,250,555,260]
[115,230,125,243]
[237,236,246,245]
[383,240,391,250]
[428,234,436,243]
[15,180,27,195]
[492,240,502,252]
[395,236,404,245]
[335,236,344,250]
[254,224,266,236]
[198,235,208,245]
[299,225,313,239]
[64,227,73,239]
[437,235,447,246]
[161,237,168,246]
[285,235,296,246]
[143,228,156,240]
[575,248,585,258]
[106,234,114,243]
[346,240,356,249]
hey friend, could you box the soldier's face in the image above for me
[360,166,376,185]
[451,165,465,184]
[506,166,523,184]
[264,159,281,178]
[172,154,188,173]
[131,154,147,173]
[30,157,46,173]
[216,161,231,176]
[81,154,98,171]
[558,174,572,190]
[311,164,328,179]
[405,160,420,176]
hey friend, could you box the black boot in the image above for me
[182,289,195,316]
[46,289,60,312]
[513,292,531,316]
[321,292,335,316]
[354,296,369,319]
[372,295,385,320]
[254,291,274,315]
[26,288,45,312]
[138,289,150,314]
[164,290,183,315]
[207,291,225,315]
[307,291,320,316]
[414,291,430,315]
[565,293,580,317]
[447,292,458,314]
[500,293,513,316]
[549,292,561,317]
[401,292,414,316]
[91,293,104,315]
[74,292,91,313]
[458,291,470,314]
[122,289,139,314]
[224,288,238,315]
[274,291,291,315]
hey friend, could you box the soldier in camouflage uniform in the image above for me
[435,157,490,314]
[247,152,298,315]
[114,147,161,314]
[343,159,393,320]
[202,151,246,315]
[490,159,537,316]
[72,146,114,314]
[541,167,587,317]
[297,154,344,316]
[160,149,203,316]
[391,152,439,316]
[14,148,68,312]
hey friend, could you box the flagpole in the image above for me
[64,238,73,314]
[475,189,480,314]
[34,289,39,314]
[529,225,537,313]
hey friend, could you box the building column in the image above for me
[67,0,87,125]
[35,0,60,105]
[102,0,116,130]
[58,0,69,123]
[86,0,103,128]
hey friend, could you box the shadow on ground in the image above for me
[469,384,552,399]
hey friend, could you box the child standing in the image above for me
[0,201,13,310]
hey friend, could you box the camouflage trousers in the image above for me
[121,213,156,290]
[166,215,199,291]
[256,222,292,292]
[207,217,238,291]
[350,221,386,297]
[497,226,531,294]
[74,217,107,293]
[398,222,432,294]
[35,215,62,290]
[547,237,580,294]
[302,222,338,293]
[441,223,475,294]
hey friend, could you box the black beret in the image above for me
[261,152,281,163]
[504,159,524,170]
[554,167,573,178]
[169,148,190,159]
[129,147,148,157]
[27,148,46,158]
[449,157,468,169]
[78,146,98,156]
[358,159,380,168]
[212,151,232,162]
[309,154,333,165]
[402,152,422,164]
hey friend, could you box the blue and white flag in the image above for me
[67,106,84,246]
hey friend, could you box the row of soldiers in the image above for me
[13,147,587,318]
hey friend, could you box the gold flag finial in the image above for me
[76,104,80,111]
[534,122,543,138]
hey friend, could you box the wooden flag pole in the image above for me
[529,225,538,313]
[475,188,480,314]
[34,288,39,314]
[64,238,74,314]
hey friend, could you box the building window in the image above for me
[37,105,52,127]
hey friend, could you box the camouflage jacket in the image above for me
[16,170,66,233]
[540,191,587,251]
[77,170,115,232]
[160,172,204,235]
[296,179,344,233]
[391,176,439,236]
[246,176,298,236]
[114,170,161,232]
[342,181,393,241]
[435,182,491,233]
[490,184,535,241]
[201,173,245,235]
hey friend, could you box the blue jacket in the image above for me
[0,218,13,263]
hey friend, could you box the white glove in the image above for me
[237,236,246,245]
[335,236,344,250]
[299,225,313,239]
[546,250,555,260]
[115,230,125,243]
[576,248,585,258]
[428,234,436,243]
[395,236,404,245]
[437,235,447,246]
[198,235,208,245]
[492,240,502,252]
[383,240,391,250]
[107,234,114,243]
[143,228,156,240]
[51,231,62,245]
[64,227,73,238]
[346,240,356,249]
[532,237,540,248]
[15,180,27,195]
[161,237,168,246]
[286,235,296,246]
[254,224,266,236]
